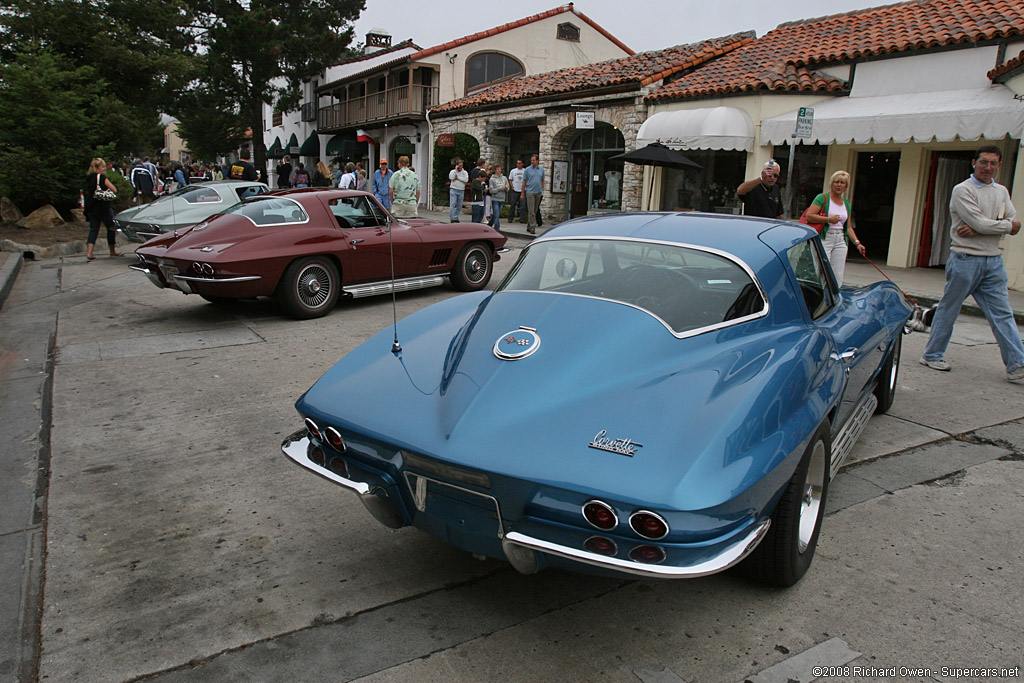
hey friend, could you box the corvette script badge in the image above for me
[493,327,540,360]
[588,430,643,457]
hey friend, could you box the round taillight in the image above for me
[328,457,349,478]
[629,545,666,564]
[583,536,618,556]
[582,500,618,530]
[304,417,322,442]
[325,426,346,451]
[629,511,669,540]
[309,446,325,467]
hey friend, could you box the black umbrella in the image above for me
[610,142,701,209]
[610,141,702,170]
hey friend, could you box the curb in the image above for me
[0,251,23,311]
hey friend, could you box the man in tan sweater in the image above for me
[920,145,1024,382]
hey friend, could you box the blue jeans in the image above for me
[471,203,485,224]
[449,189,464,221]
[489,201,504,232]
[923,252,1024,372]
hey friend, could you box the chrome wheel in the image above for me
[797,438,827,553]
[296,263,333,309]
[462,246,489,285]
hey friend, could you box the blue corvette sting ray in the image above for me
[282,212,913,586]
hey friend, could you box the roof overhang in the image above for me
[760,86,1024,146]
[637,107,755,152]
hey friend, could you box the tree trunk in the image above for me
[249,103,266,176]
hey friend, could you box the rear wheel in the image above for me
[741,423,830,587]
[874,335,901,414]
[277,256,340,319]
[451,243,492,291]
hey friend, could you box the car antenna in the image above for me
[388,211,401,354]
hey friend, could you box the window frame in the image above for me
[786,236,838,320]
[465,50,525,93]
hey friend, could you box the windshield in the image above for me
[223,196,309,226]
[497,238,766,336]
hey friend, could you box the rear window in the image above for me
[179,186,222,204]
[497,238,766,336]
[224,197,308,226]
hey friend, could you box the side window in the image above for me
[180,187,222,204]
[328,196,386,228]
[234,185,265,200]
[786,238,836,319]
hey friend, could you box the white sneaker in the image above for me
[1007,366,1024,382]
[919,357,951,371]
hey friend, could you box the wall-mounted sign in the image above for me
[487,135,511,147]
[794,107,814,138]
[437,133,455,147]
[575,112,595,129]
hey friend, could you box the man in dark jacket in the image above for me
[129,160,156,204]
[229,150,258,181]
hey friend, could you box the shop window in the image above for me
[659,149,746,213]
[466,52,524,92]
[772,143,828,218]
[568,123,625,218]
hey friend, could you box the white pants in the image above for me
[822,229,848,286]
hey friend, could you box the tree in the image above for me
[188,0,365,172]
[0,50,108,212]
[172,87,250,161]
[0,0,197,157]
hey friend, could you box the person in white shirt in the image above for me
[448,158,469,223]
[507,159,526,223]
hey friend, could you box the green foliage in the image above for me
[432,134,480,206]
[104,169,136,212]
[173,88,249,161]
[0,50,108,212]
[185,0,365,168]
[0,0,197,159]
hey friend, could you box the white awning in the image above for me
[760,86,1024,146]
[637,107,755,152]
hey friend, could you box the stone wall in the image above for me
[431,91,648,222]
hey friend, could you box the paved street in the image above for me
[1,242,1023,683]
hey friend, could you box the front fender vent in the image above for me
[429,248,452,267]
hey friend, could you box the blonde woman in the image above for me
[83,158,122,260]
[803,170,865,286]
[312,160,332,187]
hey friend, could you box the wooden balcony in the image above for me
[319,84,439,131]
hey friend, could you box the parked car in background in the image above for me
[131,189,507,319]
[282,212,913,586]
[114,180,267,242]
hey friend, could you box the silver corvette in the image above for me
[114,180,267,242]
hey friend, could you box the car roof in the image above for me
[542,212,805,267]
[189,180,268,188]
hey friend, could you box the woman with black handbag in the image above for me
[84,157,123,260]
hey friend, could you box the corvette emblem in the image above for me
[493,327,540,360]
[588,430,643,457]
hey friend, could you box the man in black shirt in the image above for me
[737,160,783,219]
[229,149,258,181]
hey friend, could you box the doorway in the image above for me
[570,153,590,217]
[852,151,901,262]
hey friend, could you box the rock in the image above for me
[70,208,86,222]
[0,196,23,223]
[16,205,64,229]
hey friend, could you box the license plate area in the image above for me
[404,472,505,538]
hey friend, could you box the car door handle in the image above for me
[350,238,364,249]
[830,348,858,362]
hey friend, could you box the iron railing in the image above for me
[318,84,439,130]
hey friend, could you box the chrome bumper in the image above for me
[501,520,770,579]
[282,429,772,580]
[129,264,165,289]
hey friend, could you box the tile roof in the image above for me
[649,0,1024,101]
[411,3,634,60]
[429,33,754,115]
[989,49,1024,80]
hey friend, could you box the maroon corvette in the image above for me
[131,189,507,319]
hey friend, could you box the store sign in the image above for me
[794,107,814,138]
[437,134,455,147]
[575,112,595,129]
[486,135,511,147]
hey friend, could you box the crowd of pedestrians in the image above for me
[446,154,542,232]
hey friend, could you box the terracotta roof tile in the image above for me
[649,0,1024,102]
[429,33,753,115]
[989,48,1024,80]
[411,3,634,60]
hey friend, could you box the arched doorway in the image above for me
[389,135,416,168]
[567,123,625,219]
[432,132,479,206]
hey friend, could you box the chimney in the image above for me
[365,28,392,54]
